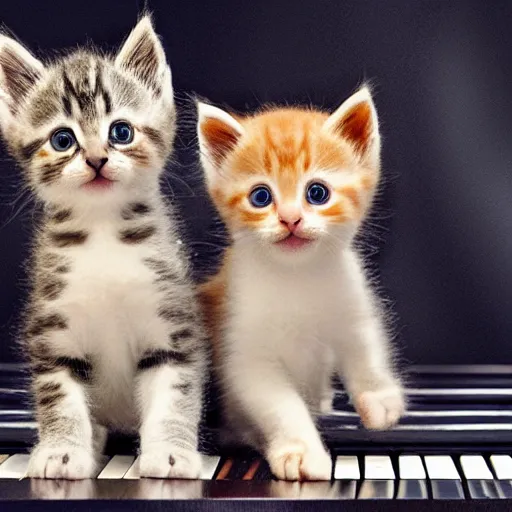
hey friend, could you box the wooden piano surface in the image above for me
[1,365,512,510]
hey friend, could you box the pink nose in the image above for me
[279,213,302,232]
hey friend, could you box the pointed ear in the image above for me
[115,16,171,96]
[0,34,44,130]
[324,86,380,168]
[197,102,244,185]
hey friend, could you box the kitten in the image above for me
[197,87,405,481]
[0,17,206,479]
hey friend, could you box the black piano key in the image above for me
[215,456,261,480]
[396,479,428,499]
[333,389,512,408]
[213,458,233,480]
[252,460,272,480]
[228,457,258,480]
[467,480,501,499]
[430,480,465,500]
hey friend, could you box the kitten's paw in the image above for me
[27,444,96,479]
[267,440,332,481]
[139,446,201,479]
[354,385,405,430]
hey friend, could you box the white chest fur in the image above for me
[44,220,171,428]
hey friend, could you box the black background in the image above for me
[0,0,511,365]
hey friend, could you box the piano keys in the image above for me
[1,364,512,508]
[1,451,512,501]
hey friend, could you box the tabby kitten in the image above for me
[197,87,405,481]
[0,17,206,479]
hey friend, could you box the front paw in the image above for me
[354,385,405,430]
[27,444,96,479]
[267,440,332,481]
[139,446,201,479]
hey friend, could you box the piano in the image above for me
[2,363,512,509]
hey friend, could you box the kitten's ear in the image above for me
[115,16,171,97]
[0,34,44,130]
[197,102,244,184]
[324,86,380,168]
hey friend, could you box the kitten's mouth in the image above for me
[82,175,115,190]
[274,234,314,251]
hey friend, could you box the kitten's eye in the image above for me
[249,186,273,208]
[109,121,134,144]
[306,182,330,205]
[50,129,76,152]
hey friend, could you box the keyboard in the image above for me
[1,364,512,509]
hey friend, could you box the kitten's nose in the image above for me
[278,209,302,232]
[85,157,108,172]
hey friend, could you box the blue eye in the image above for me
[306,182,330,205]
[50,129,76,152]
[249,186,273,208]
[109,121,134,144]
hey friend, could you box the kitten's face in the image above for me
[198,89,381,262]
[0,17,174,207]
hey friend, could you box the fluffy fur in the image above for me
[0,17,206,479]
[197,87,405,481]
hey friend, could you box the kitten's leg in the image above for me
[318,370,335,415]
[92,423,108,455]
[27,365,96,479]
[332,301,405,430]
[136,320,205,479]
[224,351,331,481]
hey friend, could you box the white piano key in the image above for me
[97,455,135,479]
[424,456,460,480]
[467,480,501,500]
[397,479,428,499]
[398,455,426,480]
[123,456,140,480]
[94,455,110,478]
[498,480,512,498]
[336,481,358,499]
[200,455,220,480]
[364,455,395,480]
[490,455,512,480]
[431,480,464,499]
[460,455,493,480]
[334,456,360,480]
[0,454,30,479]
[358,480,394,499]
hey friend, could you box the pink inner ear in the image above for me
[201,117,240,166]
[336,102,373,155]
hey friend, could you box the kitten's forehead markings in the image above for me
[61,62,111,124]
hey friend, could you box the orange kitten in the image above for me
[197,87,405,481]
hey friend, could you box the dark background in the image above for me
[0,0,511,365]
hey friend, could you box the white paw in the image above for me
[354,385,405,430]
[139,446,201,479]
[27,444,96,480]
[267,440,332,481]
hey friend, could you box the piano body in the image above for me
[1,363,512,509]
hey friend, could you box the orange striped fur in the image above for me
[197,87,382,361]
